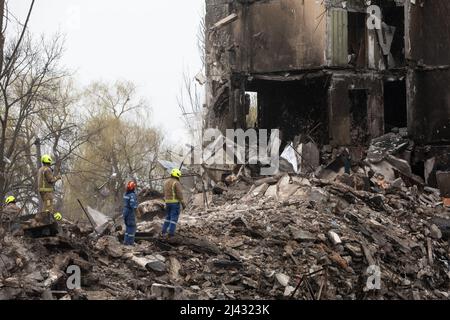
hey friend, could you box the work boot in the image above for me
[159,232,168,240]
[167,234,179,242]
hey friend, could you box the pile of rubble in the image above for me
[1,131,449,300]
[169,173,449,300]
[2,169,449,300]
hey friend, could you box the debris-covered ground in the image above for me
[1,172,449,300]
[1,132,450,300]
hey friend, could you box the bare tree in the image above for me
[177,6,206,147]
[84,80,146,120]
[0,0,5,74]
[197,10,206,67]
[177,69,204,145]
[63,80,163,218]
[0,31,66,203]
[0,0,36,205]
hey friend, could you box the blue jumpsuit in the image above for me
[123,191,138,245]
[162,203,181,236]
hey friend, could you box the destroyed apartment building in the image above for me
[2,0,450,303]
[204,0,450,185]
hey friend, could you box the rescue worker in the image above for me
[2,196,20,221]
[37,155,62,223]
[123,181,138,246]
[3,196,21,215]
[2,196,22,235]
[162,168,186,238]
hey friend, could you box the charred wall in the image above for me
[247,74,331,145]
[405,0,450,145]
[232,0,327,73]
[204,0,448,152]
[204,0,236,132]
[328,73,384,146]
[205,0,329,133]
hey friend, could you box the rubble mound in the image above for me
[1,176,449,300]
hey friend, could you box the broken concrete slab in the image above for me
[386,155,412,176]
[191,192,213,209]
[85,290,114,300]
[367,133,410,163]
[275,273,290,287]
[327,231,342,246]
[291,176,312,187]
[146,260,167,274]
[86,206,112,234]
[151,283,184,300]
[128,255,155,271]
[137,200,166,221]
[290,226,316,242]
[368,160,397,182]
[277,175,300,201]
[241,183,269,202]
[242,277,259,289]
[250,183,270,197]
[430,224,442,240]
[254,176,280,187]
[317,157,346,181]
[95,236,123,258]
[264,184,278,199]
[284,285,295,297]
[436,171,450,197]
[169,257,182,282]
[297,142,320,173]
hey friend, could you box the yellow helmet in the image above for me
[53,212,62,221]
[41,154,53,165]
[5,196,16,205]
[171,168,182,178]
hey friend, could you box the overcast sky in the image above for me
[8,0,205,146]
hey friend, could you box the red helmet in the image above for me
[126,181,136,191]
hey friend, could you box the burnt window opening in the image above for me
[245,91,258,129]
[384,80,407,132]
[411,160,426,182]
[381,6,405,68]
[349,89,369,145]
[247,77,330,149]
[348,12,367,68]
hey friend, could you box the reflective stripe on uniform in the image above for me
[39,167,53,192]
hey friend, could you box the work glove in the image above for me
[53,212,62,221]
